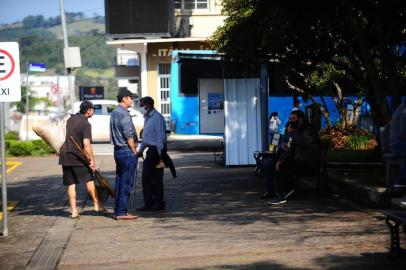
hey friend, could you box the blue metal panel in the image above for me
[170,51,200,134]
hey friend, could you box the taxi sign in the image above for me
[0,42,21,102]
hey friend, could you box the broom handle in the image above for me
[69,136,91,165]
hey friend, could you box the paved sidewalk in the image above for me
[0,153,405,269]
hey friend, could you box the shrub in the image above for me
[5,131,19,140]
[7,140,34,156]
[6,139,56,156]
[345,134,374,150]
[319,127,377,150]
[31,140,56,156]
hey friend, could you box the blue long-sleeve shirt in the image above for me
[140,109,167,154]
[110,105,138,147]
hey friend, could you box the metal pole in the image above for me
[25,62,30,141]
[58,0,75,113]
[1,102,9,236]
[258,49,269,151]
[57,75,62,115]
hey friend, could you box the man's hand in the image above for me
[275,161,282,172]
[89,159,96,172]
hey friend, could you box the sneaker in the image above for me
[283,189,295,200]
[393,183,406,188]
[260,192,273,199]
[268,196,286,205]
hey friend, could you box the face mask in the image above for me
[140,106,147,115]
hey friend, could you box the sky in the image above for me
[0,0,105,24]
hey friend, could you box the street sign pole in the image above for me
[1,102,8,236]
[25,62,30,140]
[0,42,22,237]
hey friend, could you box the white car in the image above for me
[71,100,144,142]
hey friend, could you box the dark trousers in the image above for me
[264,157,313,196]
[263,157,276,195]
[276,160,314,195]
[142,146,164,207]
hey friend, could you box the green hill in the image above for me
[47,19,105,38]
[0,15,118,93]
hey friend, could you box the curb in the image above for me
[327,169,391,208]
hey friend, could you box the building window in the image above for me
[174,0,208,10]
[158,63,171,116]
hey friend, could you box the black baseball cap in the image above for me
[117,89,137,100]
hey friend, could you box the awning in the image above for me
[176,52,222,63]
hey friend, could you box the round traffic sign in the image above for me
[0,49,16,81]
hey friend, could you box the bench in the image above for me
[379,125,406,187]
[384,210,406,258]
[253,133,281,176]
[214,141,225,164]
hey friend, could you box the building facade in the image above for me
[106,0,224,123]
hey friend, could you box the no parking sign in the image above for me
[0,42,21,102]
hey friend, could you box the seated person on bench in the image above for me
[266,110,320,204]
[389,101,406,188]
[261,121,296,198]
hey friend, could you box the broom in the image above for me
[69,136,115,198]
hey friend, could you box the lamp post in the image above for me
[257,48,269,151]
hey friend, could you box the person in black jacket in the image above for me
[265,110,320,205]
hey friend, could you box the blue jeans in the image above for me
[114,147,138,216]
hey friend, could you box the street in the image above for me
[0,143,404,269]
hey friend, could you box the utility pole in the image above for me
[59,0,75,113]
[25,62,29,140]
[257,48,269,151]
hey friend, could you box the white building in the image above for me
[20,74,75,115]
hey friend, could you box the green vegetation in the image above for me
[5,131,19,141]
[0,14,115,92]
[212,0,405,127]
[6,140,55,157]
[320,127,378,151]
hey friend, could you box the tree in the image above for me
[211,0,406,127]
[22,15,45,28]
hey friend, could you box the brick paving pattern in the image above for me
[0,153,405,269]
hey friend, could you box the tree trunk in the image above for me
[347,8,392,125]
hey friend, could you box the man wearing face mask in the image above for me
[137,96,168,211]
[110,89,139,220]
[267,110,320,204]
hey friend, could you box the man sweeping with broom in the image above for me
[59,100,105,219]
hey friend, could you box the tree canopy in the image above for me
[211,0,406,126]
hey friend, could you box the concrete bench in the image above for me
[379,125,406,187]
[384,210,406,258]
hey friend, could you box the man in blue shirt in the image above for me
[136,96,167,211]
[110,89,139,220]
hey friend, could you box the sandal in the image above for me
[94,207,109,215]
[71,212,80,219]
